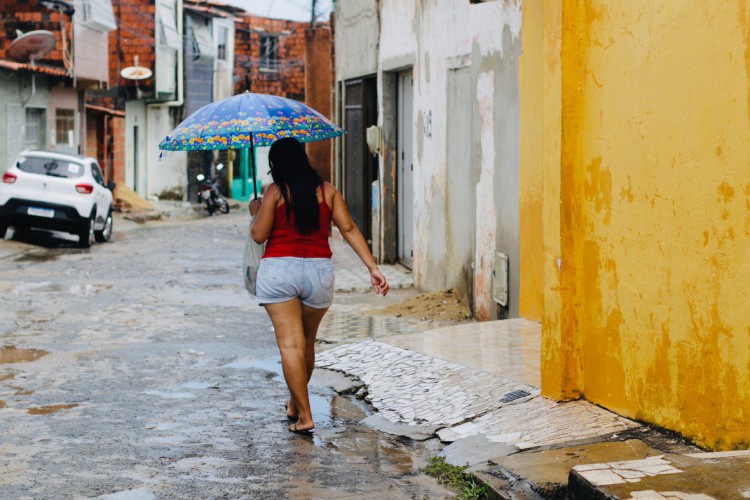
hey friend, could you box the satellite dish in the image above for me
[120,66,153,80]
[8,30,56,63]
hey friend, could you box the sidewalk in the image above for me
[318,252,749,498]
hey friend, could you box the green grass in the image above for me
[422,456,489,500]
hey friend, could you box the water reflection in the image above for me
[0,345,49,364]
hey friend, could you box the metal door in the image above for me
[398,71,414,268]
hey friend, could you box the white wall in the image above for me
[125,100,147,193]
[146,106,185,197]
[213,17,235,101]
[378,0,523,318]
[334,0,379,80]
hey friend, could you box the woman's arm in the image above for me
[330,185,389,296]
[250,184,280,244]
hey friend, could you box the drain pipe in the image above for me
[147,0,184,197]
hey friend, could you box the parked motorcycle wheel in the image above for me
[218,198,230,214]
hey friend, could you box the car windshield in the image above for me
[16,156,85,179]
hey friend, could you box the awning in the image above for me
[0,59,68,77]
[85,104,126,117]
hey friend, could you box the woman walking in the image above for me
[250,137,389,435]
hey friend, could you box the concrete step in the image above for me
[567,450,750,499]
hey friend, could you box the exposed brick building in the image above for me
[0,0,120,185]
[233,16,334,180]
[233,15,309,100]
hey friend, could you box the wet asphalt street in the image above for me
[0,212,450,499]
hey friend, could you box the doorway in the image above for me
[344,77,377,246]
[397,71,414,269]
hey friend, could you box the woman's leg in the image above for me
[264,299,315,432]
[285,305,329,419]
[301,304,329,381]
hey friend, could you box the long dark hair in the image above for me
[268,137,323,235]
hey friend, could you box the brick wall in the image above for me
[304,26,333,180]
[85,112,99,158]
[234,16,317,99]
[111,115,125,186]
[108,0,156,105]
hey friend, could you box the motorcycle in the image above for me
[196,163,230,215]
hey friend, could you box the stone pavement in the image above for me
[314,305,747,498]
[329,229,414,292]
[316,336,639,459]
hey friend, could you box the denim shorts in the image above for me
[256,257,335,309]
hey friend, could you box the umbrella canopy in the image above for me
[158,91,344,151]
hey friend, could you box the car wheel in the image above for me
[78,215,95,248]
[13,224,30,239]
[95,210,113,243]
[0,222,7,239]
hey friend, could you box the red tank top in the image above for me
[263,183,333,259]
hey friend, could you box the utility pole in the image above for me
[310,0,317,29]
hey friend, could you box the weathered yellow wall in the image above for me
[519,0,544,322]
[542,0,750,449]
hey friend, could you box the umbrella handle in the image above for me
[248,136,258,200]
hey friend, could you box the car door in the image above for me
[90,162,108,225]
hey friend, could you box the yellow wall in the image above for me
[541,0,750,449]
[519,0,544,322]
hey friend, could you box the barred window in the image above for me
[55,109,75,147]
[259,35,278,72]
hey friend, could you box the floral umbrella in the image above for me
[158,91,345,198]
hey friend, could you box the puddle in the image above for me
[224,357,283,374]
[94,487,156,500]
[0,346,49,364]
[180,381,217,389]
[143,390,196,399]
[313,395,439,477]
[318,311,434,343]
[229,356,440,477]
[27,403,79,415]
[14,251,59,263]
[12,282,109,296]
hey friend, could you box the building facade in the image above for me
[335,0,750,449]
[233,14,333,196]
[334,0,521,319]
[0,0,116,172]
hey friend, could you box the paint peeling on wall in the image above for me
[469,0,522,58]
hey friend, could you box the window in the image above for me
[91,162,105,186]
[259,35,278,72]
[81,0,117,32]
[16,156,84,179]
[55,109,75,148]
[157,0,181,50]
[189,16,215,61]
[24,108,46,150]
[217,26,228,61]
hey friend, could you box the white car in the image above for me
[0,151,114,248]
